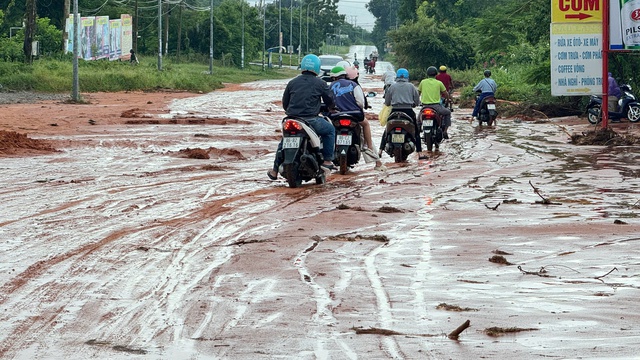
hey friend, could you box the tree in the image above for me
[388,12,473,77]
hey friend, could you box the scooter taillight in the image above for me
[339,119,352,127]
[394,127,402,132]
[485,98,496,104]
[283,119,303,132]
[421,108,437,119]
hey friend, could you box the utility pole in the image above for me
[177,1,183,59]
[262,0,266,71]
[164,5,169,56]
[24,0,36,64]
[158,0,163,71]
[241,2,245,69]
[278,0,282,67]
[72,0,80,101]
[298,6,302,62]
[289,0,292,67]
[63,0,70,52]
[133,0,138,53]
[209,0,214,74]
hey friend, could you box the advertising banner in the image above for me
[109,20,122,61]
[551,23,604,96]
[95,16,110,59]
[121,15,133,61]
[80,17,95,60]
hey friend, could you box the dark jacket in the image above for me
[282,72,335,118]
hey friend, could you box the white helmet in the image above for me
[336,60,351,69]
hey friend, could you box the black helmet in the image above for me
[427,66,438,77]
[484,69,492,77]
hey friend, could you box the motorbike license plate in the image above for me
[423,119,434,127]
[487,104,496,110]
[391,133,405,143]
[282,137,301,149]
[336,134,352,146]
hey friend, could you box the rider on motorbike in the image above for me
[379,68,423,159]
[472,69,497,122]
[608,72,621,112]
[418,66,452,140]
[329,66,384,171]
[267,54,336,180]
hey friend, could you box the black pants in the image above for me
[378,108,421,152]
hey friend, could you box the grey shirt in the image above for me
[473,77,497,94]
[384,78,420,109]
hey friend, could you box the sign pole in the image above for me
[602,0,609,128]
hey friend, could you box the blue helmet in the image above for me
[396,68,409,79]
[300,54,321,75]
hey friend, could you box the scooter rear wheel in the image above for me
[425,134,434,152]
[284,163,302,188]
[393,147,403,163]
[339,155,348,175]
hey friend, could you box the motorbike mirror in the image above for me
[367,91,377,97]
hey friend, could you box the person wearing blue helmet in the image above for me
[379,68,424,159]
[268,54,337,180]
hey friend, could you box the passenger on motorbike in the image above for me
[267,54,336,180]
[382,66,396,95]
[379,68,424,159]
[330,66,385,171]
[436,66,453,94]
[472,70,497,121]
[418,66,452,140]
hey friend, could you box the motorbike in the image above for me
[383,110,418,163]
[586,84,640,124]
[277,116,327,188]
[476,91,498,126]
[328,112,364,175]
[418,105,444,152]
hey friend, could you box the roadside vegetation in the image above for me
[0,54,297,93]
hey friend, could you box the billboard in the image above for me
[65,14,132,61]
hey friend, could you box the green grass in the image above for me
[0,56,298,94]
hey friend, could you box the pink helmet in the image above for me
[345,66,359,80]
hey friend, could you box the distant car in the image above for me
[318,55,344,82]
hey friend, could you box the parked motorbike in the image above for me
[328,112,363,175]
[476,91,498,126]
[586,84,640,124]
[383,111,418,163]
[277,116,327,188]
[418,105,444,152]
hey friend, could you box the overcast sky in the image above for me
[247,0,377,31]
[337,0,376,31]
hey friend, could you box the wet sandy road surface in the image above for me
[1,73,639,359]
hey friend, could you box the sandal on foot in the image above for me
[267,170,278,180]
[321,163,336,171]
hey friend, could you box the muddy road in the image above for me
[1,73,639,359]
